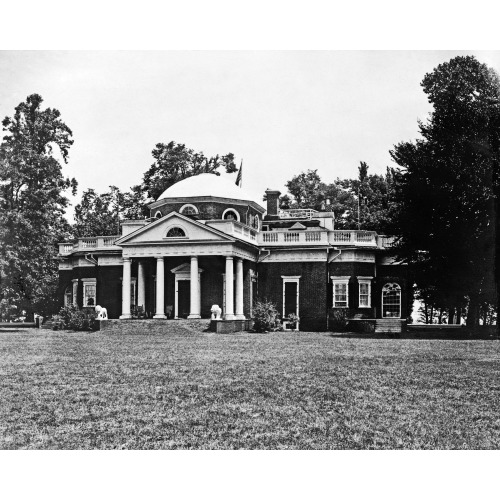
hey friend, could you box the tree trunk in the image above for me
[466,294,480,328]
[448,308,455,325]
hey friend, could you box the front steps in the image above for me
[374,319,404,334]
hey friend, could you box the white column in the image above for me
[137,261,146,309]
[188,256,201,319]
[235,258,245,319]
[154,257,166,319]
[120,257,132,319]
[225,256,235,320]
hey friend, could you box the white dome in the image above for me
[157,173,263,207]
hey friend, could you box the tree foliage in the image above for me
[138,141,237,201]
[283,165,399,233]
[0,94,77,317]
[389,56,500,326]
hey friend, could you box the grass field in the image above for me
[1,325,499,449]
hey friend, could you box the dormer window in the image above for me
[166,227,186,238]
[154,211,162,219]
[222,208,240,221]
[180,204,198,216]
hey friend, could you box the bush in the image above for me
[330,309,349,332]
[52,305,97,331]
[252,301,282,333]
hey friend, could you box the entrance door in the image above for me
[284,281,298,316]
[177,280,190,318]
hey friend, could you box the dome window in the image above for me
[154,211,162,219]
[180,204,198,216]
[222,208,240,222]
[166,227,186,238]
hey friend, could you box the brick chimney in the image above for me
[265,189,281,217]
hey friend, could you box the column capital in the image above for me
[226,255,234,261]
[122,257,131,263]
[156,256,164,262]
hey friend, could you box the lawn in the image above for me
[1,325,499,449]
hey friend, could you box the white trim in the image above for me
[358,278,372,308]
[154,211,162,219]
[71,279,78,306]
[331,277,349,308]
[180,203,198,215]
[222,208,240,222]
[282,276,300,329]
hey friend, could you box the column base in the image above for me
[153,314,167,319]
[234,314,246,320]
[187,314,201,319]
[224,314,236,320]
[119,314,133,320]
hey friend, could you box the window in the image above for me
[154,211,162,219]
[222,208,240,221]
[83,282,96,306]
[130,279,137,307]
[332,277,350,308]
[382,283,401,318]
[166,227,186,238]
[180,204,198,216]
[358,277,372,308]
[64,285,72,307]
[253,214,260,230]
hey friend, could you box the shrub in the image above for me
[330,309,349,332]
[52,305,97,331]
[252,301,282,333]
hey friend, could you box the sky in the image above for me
[1,50,500,219]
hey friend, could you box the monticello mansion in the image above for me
[57,174,409,331]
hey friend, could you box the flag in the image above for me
[235,160,242,187]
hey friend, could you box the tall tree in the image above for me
[390,56,500,327]
[138,141,237,201]
[0,94,77,318]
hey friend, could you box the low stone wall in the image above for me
[209,319,253,334]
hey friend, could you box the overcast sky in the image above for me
[1,50,499,217]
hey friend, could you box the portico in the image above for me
[115,211,258,320]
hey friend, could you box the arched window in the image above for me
[166,227,186,238]
[154,211,162,219]
[253,214,260,230]
[64,285,73,307]
[222,208,240,221]
[382,282,401,318]
[180,204,198,216]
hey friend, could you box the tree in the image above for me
[138,141,237,201]
[283,166,399,233]
[390,56,500,327]
[0,94,77,318]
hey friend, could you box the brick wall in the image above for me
[256,261,328,331]
[153,201,261,226]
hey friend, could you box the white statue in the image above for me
[210,304,222,320]
[95,305,108,320]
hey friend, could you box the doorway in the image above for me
[177,280,190,318]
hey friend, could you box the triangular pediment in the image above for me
[115,212,235,245]
[290,222,307,230]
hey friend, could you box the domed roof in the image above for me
[157,173,264,208]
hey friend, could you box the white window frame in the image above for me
[154,211,162,219]
[81,278,97,307]
[64,284,73,307]
[357,276,372,308]
[164,224,188,239]
[130,278,137,308]
[222,208,240,222]
[331,276,350,308]
[382,282,402,318]
[71,279,78,306]
[281,276,300,330]
[180,203,198,215]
